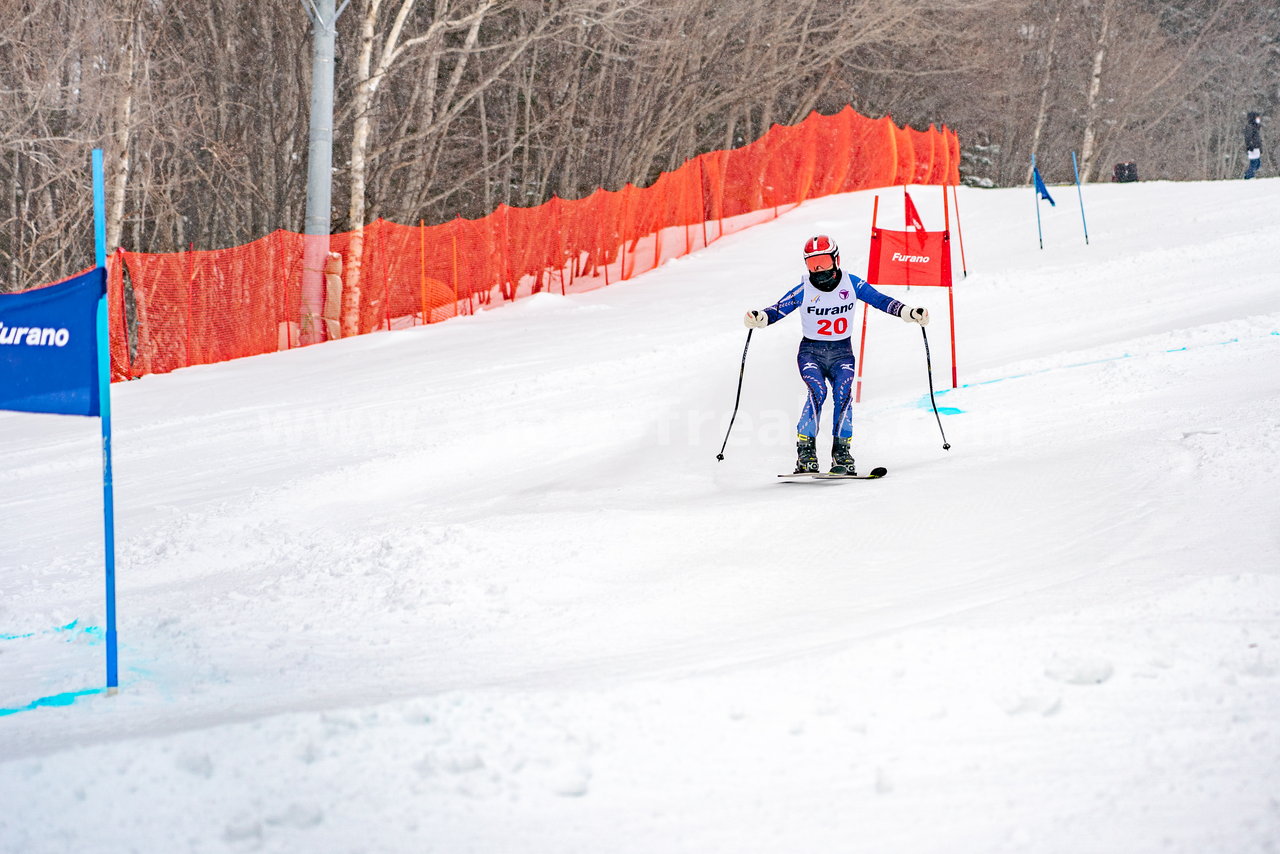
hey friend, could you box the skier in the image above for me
[1243,112,1263,180]
[744,234,929,475]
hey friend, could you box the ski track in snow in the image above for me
[2,179,1280,853]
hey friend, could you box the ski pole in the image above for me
[1071,151,1090,246]
[921,326,951,451]
[716,329,753,461]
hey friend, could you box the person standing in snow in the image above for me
[1244,112,1263,179]
[743,235,929,475]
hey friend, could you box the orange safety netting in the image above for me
[100,107,958,381]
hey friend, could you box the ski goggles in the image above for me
[804,254,837,273]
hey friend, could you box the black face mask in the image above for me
[808,267,842,291]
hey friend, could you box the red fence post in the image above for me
[184,243,193,369]
[452,226,464,314]
[418,219,427,325]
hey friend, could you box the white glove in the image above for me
[744,309,769,329]
[900,306,929,326]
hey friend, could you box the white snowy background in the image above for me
[2,178,1279,853]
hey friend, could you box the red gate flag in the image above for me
[859,187,959,397]
[904,191,926,232]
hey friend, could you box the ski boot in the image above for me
[794,434,819,474]
[830,437,855,475]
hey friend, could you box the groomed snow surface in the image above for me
[2,178,1279,854]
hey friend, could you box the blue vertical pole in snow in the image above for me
[1031,154,1044,250]
[1071,151,1090,245]
[92,149,119,694]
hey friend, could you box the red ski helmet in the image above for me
[802,234,839,271]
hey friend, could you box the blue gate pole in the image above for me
[92,149,118,694]
[1071,151,1090,245]
[1032,154,1044,250]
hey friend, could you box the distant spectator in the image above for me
[1243,112,1262,179]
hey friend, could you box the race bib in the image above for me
[799,278,859,340]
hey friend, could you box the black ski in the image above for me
[777,466,887,481]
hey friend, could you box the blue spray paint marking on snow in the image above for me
[914,332,1277,412]
[0,663,146,718]
[0,688,105,717]
[0,620,103,644]
[0,621,114,715]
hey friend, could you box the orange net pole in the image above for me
[418,220,427,325]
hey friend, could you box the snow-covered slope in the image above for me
[2,178,1279,854]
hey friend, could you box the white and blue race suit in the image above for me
[761,270,904,439]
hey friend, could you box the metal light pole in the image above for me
[300,0,347,344]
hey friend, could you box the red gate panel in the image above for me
[866,227,952,288]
